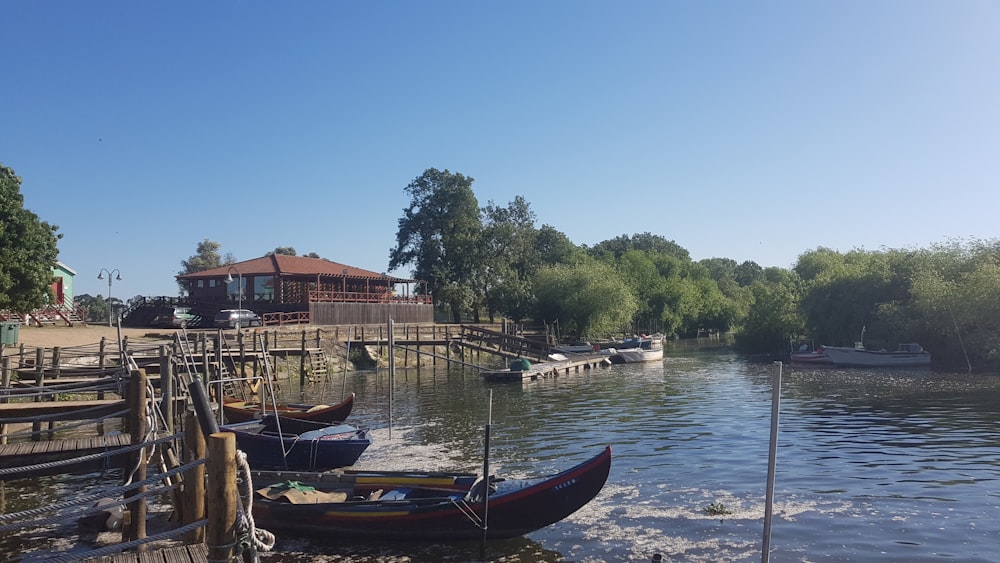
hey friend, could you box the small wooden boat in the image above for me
[222,415,372,471]
[248,446,612,541]
[222,393,355,424]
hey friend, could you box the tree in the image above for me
[0,164,62,313]
[180,240,228,275]
[480,196,539,323]
[389,169,482,322]
[74,293,113,324]
[179,239,232,293]
[588,232,690,261]
[268,247,297,256]
[533,260,638,341]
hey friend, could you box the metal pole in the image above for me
[107,276,113,327]
[237,272,242,330]
[480,389,493,559]
[98,268,121,327]
[761,361,782,563]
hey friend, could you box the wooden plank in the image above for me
[0,399,125,418]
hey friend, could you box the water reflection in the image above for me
[5,346,1000,561]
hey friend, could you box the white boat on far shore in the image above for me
[606,334,664,364]
[821,342,931,367]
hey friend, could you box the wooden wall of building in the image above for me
[308,302,433,325]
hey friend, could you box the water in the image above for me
[4,343,1000,561]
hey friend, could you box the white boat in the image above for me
[551,342,597,354]
[821,342,931,367]
[607,334,664,364]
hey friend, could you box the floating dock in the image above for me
[481,354,611,382]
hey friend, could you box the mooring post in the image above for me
[182,411,206,544]
[0,357,10,445]
[125,369,148,549]
[98,337,107,370]
[299,330,307,386]
[206,432,237,563]
[32,348,44,441]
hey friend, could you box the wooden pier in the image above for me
[481,354,611,382]
[80,544,207,562]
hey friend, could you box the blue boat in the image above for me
[222,415,372,471]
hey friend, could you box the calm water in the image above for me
[5,342,1000,562]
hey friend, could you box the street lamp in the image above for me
[97,268,122,327]
[224,266,243,330]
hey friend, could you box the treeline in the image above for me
[388,169,999,371]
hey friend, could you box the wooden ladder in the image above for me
[307,348,329,382]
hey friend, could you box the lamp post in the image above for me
[97,268,122,327]
[224,266,243,330]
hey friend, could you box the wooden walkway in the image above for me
[80,544,207,562]
[0,433,133,478]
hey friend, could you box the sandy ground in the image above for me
[2,324,175,350]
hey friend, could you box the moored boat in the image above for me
[223,415,372,471]
[248,446,612,541]
[606,334,664,364]
[820,343,931,367]
[222,393,355,424]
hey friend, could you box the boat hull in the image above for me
[223,417,371,471]
[789,350,833,365]
[250,446,612,541]
[609,348,664,364]
[821,345,931,367]
[223,393,354,424]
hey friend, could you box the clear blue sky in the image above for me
[4,1,998,300]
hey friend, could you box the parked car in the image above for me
[213,309,262,329]
[151,306,196,328]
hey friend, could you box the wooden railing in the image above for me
[308,290,432,305]
[261,311,310,327]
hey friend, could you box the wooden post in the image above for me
[125,369,148,548]
[299,330,307,386]
[159,346,174,434]
[183,411,206,544]
[200,333,209,382]
[32,348,44,441]
[98,337,107,371]
[0,357,10,445]
[206,432,237,563]
[51,347,61,380]
[315,328,321,348]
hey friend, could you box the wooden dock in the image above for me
[481,354,611,382]
[0,433,132,478]
[79,543,207,562]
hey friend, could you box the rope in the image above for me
[0,409,129,437]
[0,402,127,425]
[0,456,204,523]
[0,481,179,533]
[31,519,208,563]
[236,450,275,555]
[0,432,181,477]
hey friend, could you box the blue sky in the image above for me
[4,1,998,299]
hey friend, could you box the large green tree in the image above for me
[389,169,482,323]
[0,165,61,312]
[533,260,638,341]
[480,196,541,323]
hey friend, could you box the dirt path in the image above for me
[2,325,175,349]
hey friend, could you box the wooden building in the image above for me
[174,255,433,325]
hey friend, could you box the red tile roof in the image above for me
[176,255,412,282]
